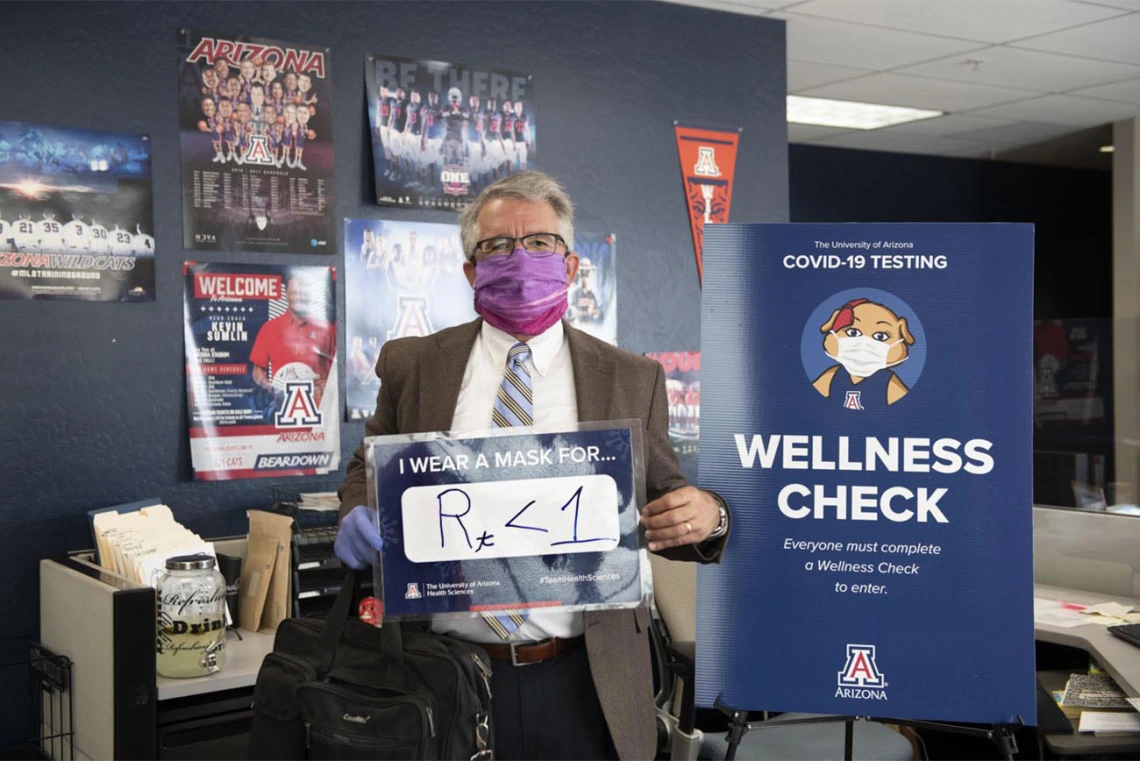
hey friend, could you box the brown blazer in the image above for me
[339,318,728,761]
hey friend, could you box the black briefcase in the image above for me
[248,570,495,760]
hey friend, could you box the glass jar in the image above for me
[155,554,227,678]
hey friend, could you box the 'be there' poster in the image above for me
[696,224,1035,725]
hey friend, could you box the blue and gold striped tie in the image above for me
[482,342,533,638]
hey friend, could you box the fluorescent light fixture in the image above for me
[1099,145,1115,153]
[787,95,942,130]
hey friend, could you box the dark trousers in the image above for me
[489,645,618,761]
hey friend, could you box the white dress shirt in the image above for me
[432,319,584,642]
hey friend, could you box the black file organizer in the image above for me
[268,485,374,619]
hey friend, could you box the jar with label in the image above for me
[156,554,227,678]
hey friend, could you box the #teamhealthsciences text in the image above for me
[734,434,994,523]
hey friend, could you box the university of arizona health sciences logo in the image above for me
[836,644,887,701]
[405,583,422,600]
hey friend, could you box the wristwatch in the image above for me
[706,493,729,540]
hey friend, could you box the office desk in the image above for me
[157,630,274,701]
[1034,584,1140,756]
[41,549,279,759]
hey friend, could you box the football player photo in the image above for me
[366,56,535,209]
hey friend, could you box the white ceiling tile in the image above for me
[809,130,993,157]
[787,59,873,91]
[969,94,1140,125]
[702,0,776,15]
[788,123,856,141]
[878,114,1017,137]
[1069,77,1140,104]
[802,72,1035,112]
[659,0,777,15]
[1014,12,1140,64]
[898,45,1140,93]
[950,120,1078,145]
[1072,0,1140,10]
[772,13,985,69]
[788,0,1125,44]
[667,0,1139,158]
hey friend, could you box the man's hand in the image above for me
[335,505,384,570]
[640,486,720,552]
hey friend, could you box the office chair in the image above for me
[649,553,917,761]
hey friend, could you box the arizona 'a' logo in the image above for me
[387,294,433,340]
[694,146,721,177]
[275,381,322,428]
[843,391,864,410]
[838,644,885,689]
[405,583,422,600]
[244,134,276,165]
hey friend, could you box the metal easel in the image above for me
[716,697,1025,761]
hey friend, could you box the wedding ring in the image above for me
[684,521,692,535]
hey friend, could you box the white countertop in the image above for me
[1034,583,1140,696]
[157,629,276,701]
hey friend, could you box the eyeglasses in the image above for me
[472,232,567,259]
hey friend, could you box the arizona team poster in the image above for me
[183,262,340,480]
[1033,319,1109,428]
[0,121,154,301]
[646,351,700,483]
[178,29,337,254]
[365,55,536,209]
[345,218,476,420]
[565,232,617,345]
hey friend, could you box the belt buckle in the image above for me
[509,640,540,667]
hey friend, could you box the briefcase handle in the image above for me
[316,569,405,677]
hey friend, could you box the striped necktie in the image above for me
[483,342,533,638]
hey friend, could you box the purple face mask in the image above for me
[473,249,568,336]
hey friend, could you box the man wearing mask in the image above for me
[336,170,730,761]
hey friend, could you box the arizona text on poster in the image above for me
[178,29,336,254]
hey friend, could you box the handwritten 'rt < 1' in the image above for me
[436,485,615,552]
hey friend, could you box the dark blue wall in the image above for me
[789,144,1113,319]
[0,0,787,723]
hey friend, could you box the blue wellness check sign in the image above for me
[695,224,1036,725]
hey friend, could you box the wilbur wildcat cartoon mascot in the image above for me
[812,298,915,409]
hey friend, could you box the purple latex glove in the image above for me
[334,505,384,570]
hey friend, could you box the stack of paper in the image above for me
[1035,597,1090,628]
[92,503,216,588]
[1061,674,1132,709]
[1034,597,1140,628]
[1080,601,1140,627]
[1078,712,1140,734]
[298,492,340,512]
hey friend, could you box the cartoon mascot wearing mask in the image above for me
[812,298,915,408]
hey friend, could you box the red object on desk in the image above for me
[358,596,383,626]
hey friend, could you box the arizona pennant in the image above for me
[674,125,740,284]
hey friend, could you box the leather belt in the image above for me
[479,636,584,666]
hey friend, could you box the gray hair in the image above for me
[458,170,575,260]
